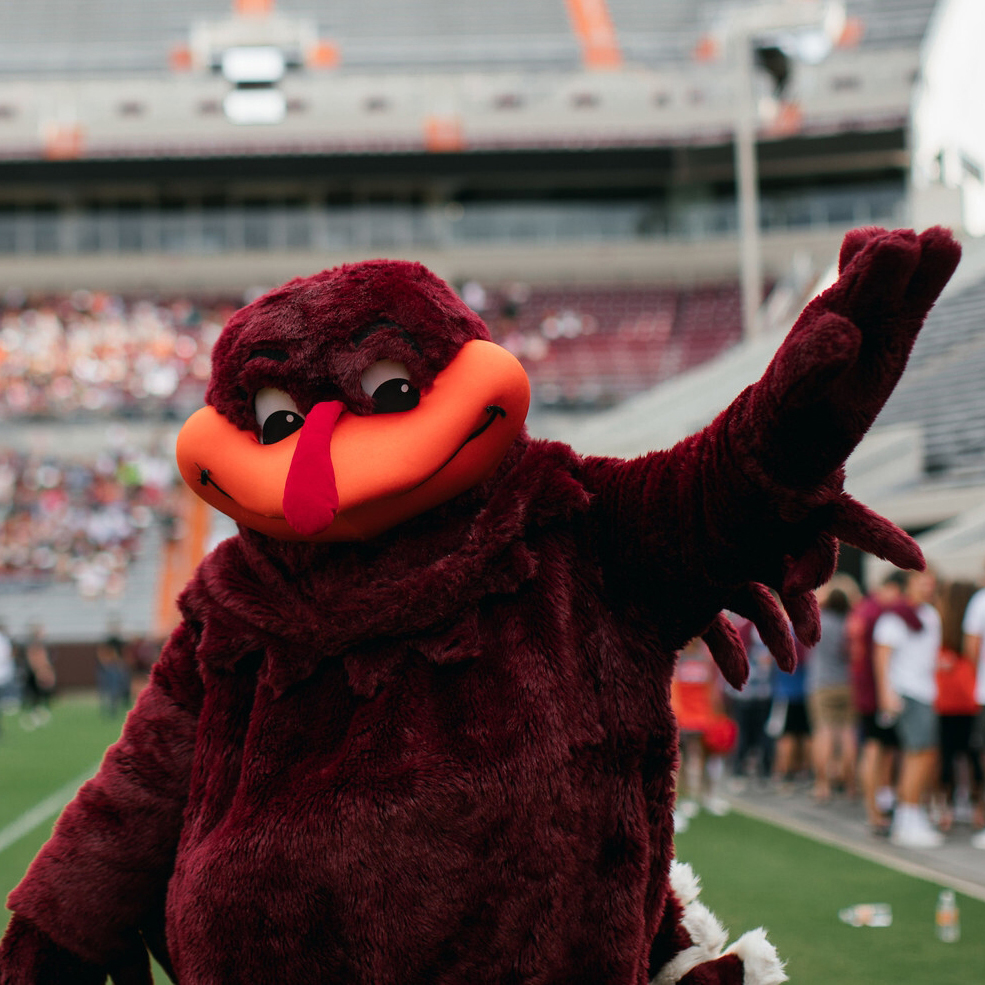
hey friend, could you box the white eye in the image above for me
[360,360,420,414]
[254,387,305,444]
[360,360,411,397]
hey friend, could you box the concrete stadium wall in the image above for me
[0,227,847,294]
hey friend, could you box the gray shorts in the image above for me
[897,696,938,752]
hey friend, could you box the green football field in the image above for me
[675,810,984,985]
[2,693,983,983]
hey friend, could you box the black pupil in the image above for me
[262,409,305,444]
[373,378,420,414]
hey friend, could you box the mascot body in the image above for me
[0,228,960,984]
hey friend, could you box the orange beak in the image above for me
[175,339,531,541]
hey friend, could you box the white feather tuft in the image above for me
[724,927,788,985]
[651,898,727,984]
[669,859,701,906]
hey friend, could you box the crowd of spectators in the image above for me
[0,288,235,422]
[676,569,985,852]
[0,288,238,594]
[0,445,179,596]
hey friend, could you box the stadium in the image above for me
[3,4,985,983]
[0,0,968,662]
[0,0,985,679]
[0,0,980,673]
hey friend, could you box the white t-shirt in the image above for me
[0,632,14,688]
[872,603,941,705]
[961,587,985,706]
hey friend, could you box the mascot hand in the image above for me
[0,914,152,985]
[743,225,960,490]
[706,227,959,661]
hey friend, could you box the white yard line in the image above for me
[0,767,98,855]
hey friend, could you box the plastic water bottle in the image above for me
[935,889,960,942]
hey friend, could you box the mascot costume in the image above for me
[0,226,960,984]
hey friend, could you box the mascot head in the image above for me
[176,260,530,541]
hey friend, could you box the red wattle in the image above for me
[283,400,345,536]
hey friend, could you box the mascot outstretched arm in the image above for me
[1,227,959,985]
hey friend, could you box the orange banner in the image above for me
[424,116,466,153]
[565,0,622,69]
[235,0,274,16]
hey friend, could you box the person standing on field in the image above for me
[873,569,942,847]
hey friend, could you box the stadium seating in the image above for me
[0,445,178,592]
[486,281,743,407]
[0,279,747,419]
[879,274,985,481]
[0,0,942,77]
[0,292,229,422]
[0,0,964,631]
[0,275,747,598]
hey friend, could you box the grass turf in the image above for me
[0,693,171,981]
[3,693,983,983]
[674,809,985,984]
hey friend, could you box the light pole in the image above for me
[725,1,846,341]
[732,29,763,340]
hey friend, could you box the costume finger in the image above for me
[901,225,962,321]
[766,311,860,413]
[829,495,924,570]
[726,582,797,674]
[700,613,749,690]
[781,534,839,599]
[781,590,820,649]
[835,228,922,339]
[838,225,888,274]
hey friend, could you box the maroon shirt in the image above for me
[848,594,923,714]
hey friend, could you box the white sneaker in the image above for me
[678,799,701,819]
[890,806,943,848]
[971,829,985,850]
[890,825,944,848]
[702,795,731,817]
[673,810,690,834]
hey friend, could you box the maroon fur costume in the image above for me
[0,227,960,984]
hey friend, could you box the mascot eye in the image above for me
[255,387,305,444]
[360,360,420,414]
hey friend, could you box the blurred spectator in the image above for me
[96,619,131,717]
[873,568,942,848]
[807,578,861,802]
[0,620,16,734]
[961,574,985,850]
[934,579,982,833]
[847,570,911,835]
[724,618,774,789]
[127,635,163,701]
[768,634,811,789]
[19,623,55,728]
[671,637,733,829]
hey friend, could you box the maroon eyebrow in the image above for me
[351,322,422,354]
[246,347,290,363]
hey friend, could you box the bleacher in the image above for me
[0,279,743,417]
[0,0,943,78]
[878,273,985,481]
[0,0,967,624]
[846,0,941,48]
[478,280,743,408]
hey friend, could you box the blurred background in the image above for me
[1,0,984,688]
